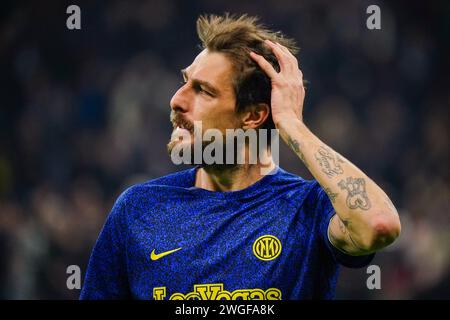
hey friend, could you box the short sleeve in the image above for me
[80,189,131,299]
[311,181,375,268]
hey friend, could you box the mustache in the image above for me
[170,111,194,133]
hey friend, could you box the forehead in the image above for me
[185,49,235,93]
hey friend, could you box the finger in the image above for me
[249,51,279,79]
[275,42,299,70]
[266,40,296,73]
[274,42,304,85]
[275,42,295,60]
[264,39,288,72]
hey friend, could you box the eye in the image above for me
[199,87,208,94]
[194,84,213,96]
[200,88,213,97]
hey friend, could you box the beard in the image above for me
[167,111,268,171]
[167,112,243,170]
[167,131,243,171]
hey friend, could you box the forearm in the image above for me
[248,39,400,253]
[277,118,401,253]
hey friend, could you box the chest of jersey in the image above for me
[124,193,319,300]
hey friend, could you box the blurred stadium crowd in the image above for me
[0,0,449,299]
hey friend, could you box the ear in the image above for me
[240,103,270,130]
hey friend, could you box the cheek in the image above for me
[194,96,239,130]
[205,111,241,132]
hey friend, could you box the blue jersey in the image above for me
[80,166,374,300]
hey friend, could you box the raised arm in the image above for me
[250,40,401,256]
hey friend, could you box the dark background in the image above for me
[0,0,449,299]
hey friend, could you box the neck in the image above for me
[194,150,276,192]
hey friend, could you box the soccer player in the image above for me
[80,14,401,300]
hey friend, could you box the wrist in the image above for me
[276,117,313,148]
[274,115,304,131]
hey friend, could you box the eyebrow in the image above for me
[181,68,220,96]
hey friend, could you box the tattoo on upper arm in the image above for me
[338,177,371,210]
[328,222,341,246]
[315,146,344,178]
[324,188,338,203]
[337,217,348,234]
[287,136,309,168]
[333,215,365,252]
[347,233,364,251]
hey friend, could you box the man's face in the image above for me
[168,49,241,154]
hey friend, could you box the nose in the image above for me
[170,84,190,113]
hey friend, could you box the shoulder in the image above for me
[113,167,196,210]
[274,167,319,194]
[142,167,197,188]
[272,167,328,207]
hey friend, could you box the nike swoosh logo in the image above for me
[150,247,182,261]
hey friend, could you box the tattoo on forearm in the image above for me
[338,177,371,210]
[315,146,344,178]
[287,136,309,168]
[287,136,300,153]
[324,188,338,203]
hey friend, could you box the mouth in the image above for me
[173,123,188,130]
[170,111,194,134]
[172,120,194,133]
[173,123,193,134]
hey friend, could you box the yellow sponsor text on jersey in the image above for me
[153,283,282,300]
